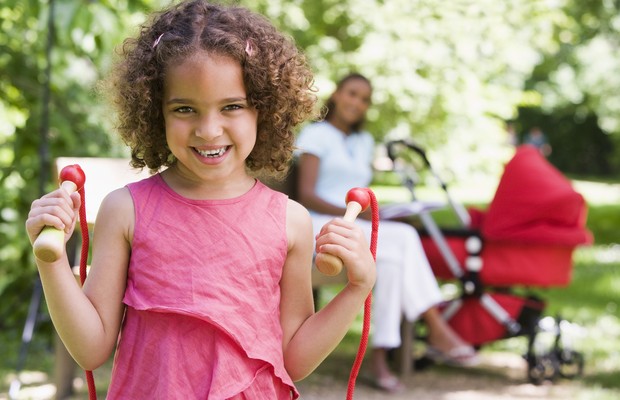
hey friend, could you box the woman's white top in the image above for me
[295,121,374,208]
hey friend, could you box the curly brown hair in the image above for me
[103,0,317,176]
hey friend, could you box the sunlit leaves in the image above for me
[1,0,619,333]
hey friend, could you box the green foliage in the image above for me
[587,204,620,245]
[0,0,154,332]
[518,0,620,176]
[516,107,615,176]
[253,0,567,180]
[247,0,620,181]
[1,0,619,338]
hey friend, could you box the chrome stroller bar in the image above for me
[386,139,471,227]
[418,211,465,281]
[480,294,522,335]
[386,139,471,283]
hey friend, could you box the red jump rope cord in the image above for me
[77,186,97,400]
[346,188,379,400]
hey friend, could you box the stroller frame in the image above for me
[383,139,585,384]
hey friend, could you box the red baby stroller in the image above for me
[382,140,592,383]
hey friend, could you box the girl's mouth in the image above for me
[194,146,230,158]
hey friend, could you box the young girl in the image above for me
[25,1,376,398]
[296,73,478,394]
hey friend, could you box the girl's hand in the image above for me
[315,218,376,291]
[26,188,81,247]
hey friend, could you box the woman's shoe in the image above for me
[425,345,480,367]
[368,374,406,394]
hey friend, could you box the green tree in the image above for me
[2,0,617,336]
[0,0,158,332]
[252,0,566,179]
[519,0,620,176]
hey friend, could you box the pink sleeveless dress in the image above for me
[106,175,297,399]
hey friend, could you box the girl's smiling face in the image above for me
[162,52,258,190]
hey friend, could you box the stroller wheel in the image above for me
[559,350,584,379]
[528,354,560,385]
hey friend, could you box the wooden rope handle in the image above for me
[315,188,371,276]
[33,165,86,262]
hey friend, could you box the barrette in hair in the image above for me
[153,33,164,48]
[245,40,254,57]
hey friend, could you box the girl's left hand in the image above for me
[315,218,376,290]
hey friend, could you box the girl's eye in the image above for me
[223,104,243,111]
[174,106,194,114]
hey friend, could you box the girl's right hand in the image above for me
[26,188,81,247]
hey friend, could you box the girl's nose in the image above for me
[195,113,223,140]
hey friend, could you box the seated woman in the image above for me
[295,73,479,394]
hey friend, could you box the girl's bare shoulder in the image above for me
[95,187,135,239]
[286,198,313,250]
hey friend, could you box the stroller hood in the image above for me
[481,145,592,246]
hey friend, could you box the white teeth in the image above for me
[196,147,227,157]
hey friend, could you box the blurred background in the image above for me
[1,0,619,399]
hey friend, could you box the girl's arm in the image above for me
[280,199,376,381]
[25,187,132,370]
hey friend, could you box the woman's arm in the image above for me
[297,153,372,220]
[26,188,132,370]
[296,153,347,216]
[280,199,375,381]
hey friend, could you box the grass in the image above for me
[1,176,619,399]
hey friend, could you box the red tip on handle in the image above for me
[59,164,86,189]
[345,187,371,211]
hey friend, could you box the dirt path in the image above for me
[296,352,578,400]
[2,351,581,399]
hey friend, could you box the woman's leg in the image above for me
[371,220,443,349]
[423,306,470,352]
[370,221,477,371]
[369,348,405,393]
[367,221,443,391]
[422,307,479,366]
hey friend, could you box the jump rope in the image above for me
[33,165,379,400]
[32,164,96,399]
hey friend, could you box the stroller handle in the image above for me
[386,139,431,167]
[384,139,472,227]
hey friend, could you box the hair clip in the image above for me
[153,33,164,49]
[245,40,254,57]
